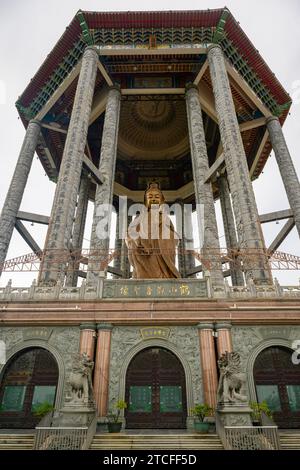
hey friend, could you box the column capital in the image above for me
[215,322,232,330]
[84,45,99,55]
[207,43,222,54]
[109,83,121,93]
[266,116,280,125]
[97,322,114,331]
[185,82,198,93]
[196,322,215,330]
[28,119,41,127]
[79,322,96,331]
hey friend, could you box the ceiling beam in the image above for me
[121,88,185,95]
[99,47,206,57]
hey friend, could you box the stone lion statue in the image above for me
[67,353,94,406]
[217,351,248,404]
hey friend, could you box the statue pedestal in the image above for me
[217,403,253,427]
[58,403,96,427]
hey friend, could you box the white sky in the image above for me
[0,0,300,286]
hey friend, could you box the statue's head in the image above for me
[144,181,165,208]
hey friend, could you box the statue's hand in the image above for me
[138,246,151,255]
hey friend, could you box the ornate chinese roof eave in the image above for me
[16,8,291,121]
[14,9,292,184]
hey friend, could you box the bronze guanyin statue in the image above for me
[126,182,180,279]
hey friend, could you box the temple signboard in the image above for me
[102,279,208,299]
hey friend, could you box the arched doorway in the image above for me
[0,347,59,429]
[253,346,300,428]
[125,347,187,429]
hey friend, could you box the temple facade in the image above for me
[0,9,300,435]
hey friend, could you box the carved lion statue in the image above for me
[67,353,94,405]
[217,351,248,404]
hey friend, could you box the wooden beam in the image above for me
[249,129,269,177]
[82,154,103,185]
[35,61,81,121]
[268,219,295,253]
[239,117,266,132]
[205,153,225,183]
[193,60,208,85]
[260,209,294,224]
[121,88,185,95]
[99,47,206,57]
[225,61,272,118]
[97,59,113,86]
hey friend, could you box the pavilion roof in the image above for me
[17,8,291,117]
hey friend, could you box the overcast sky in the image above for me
[0,0,300,286]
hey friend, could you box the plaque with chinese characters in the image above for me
[103,279,207,299]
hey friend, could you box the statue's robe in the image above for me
[126,208,180,279]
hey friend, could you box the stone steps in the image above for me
[91,433,223,450]
[0,434,34,450]
[279,433,300,450]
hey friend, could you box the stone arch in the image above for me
[116,339,195,418]
[0,340,65,410]
[246,338,293,403]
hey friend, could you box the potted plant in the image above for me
[250,401,273,426]
[190,403,214,433]
[107,399,127,433]
[33,401,55,418]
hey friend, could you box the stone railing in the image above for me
[215,412,281,450]
[224,426,281,450]
[0,277,299,302]
[34,412,97,450]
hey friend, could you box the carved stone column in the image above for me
[215,322,233,357]
[65,172,90,286]
[0,119,41,273]
[79,323,96,360]
[93,323,113,417]
[176,199,195,278]
[267,116,300,238]
[185,85,224,292]
[217,174,244,286]
[197,323,218,408]
[87,86,121,285]
[113,209,122,278]
[208,44,272,285]
[39,46,99,285]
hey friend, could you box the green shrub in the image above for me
[190,403,214,422]
[33,401,54,417]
